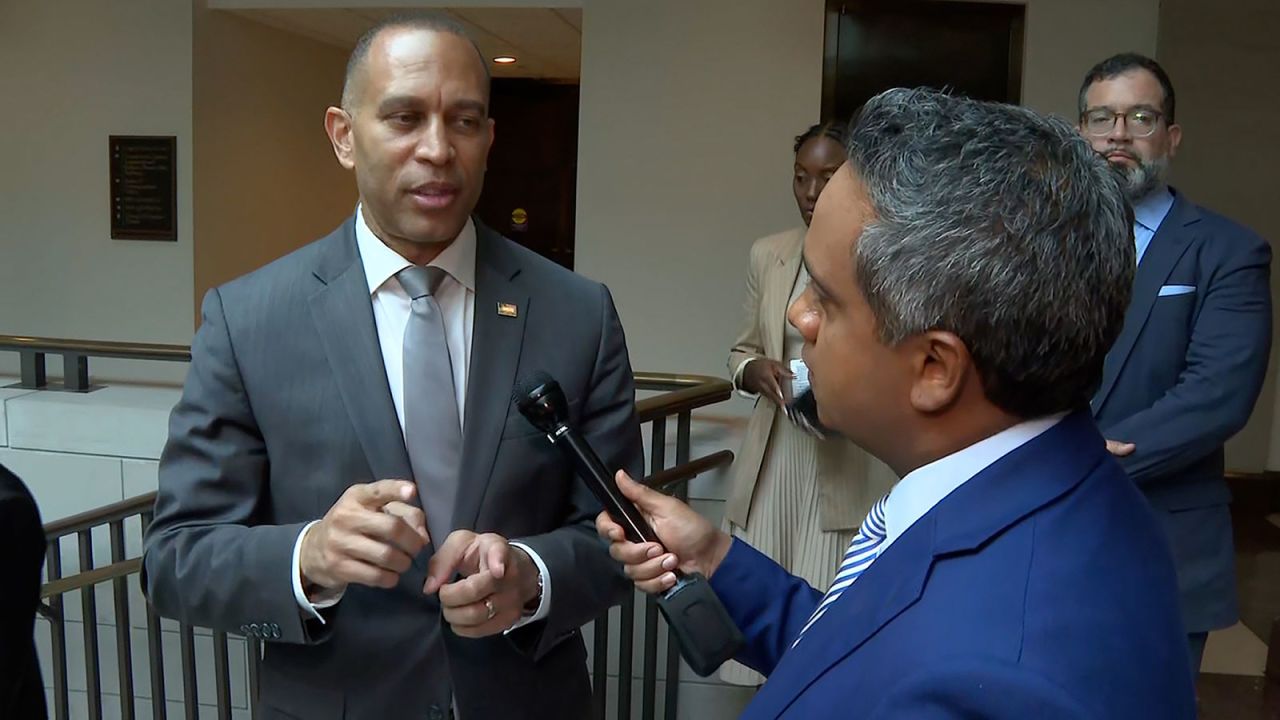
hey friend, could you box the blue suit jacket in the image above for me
[711,411,1194,719]
[1092,189,1272,631]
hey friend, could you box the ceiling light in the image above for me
[493,56,517,65]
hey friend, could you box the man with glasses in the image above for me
[1079,53,1272,675]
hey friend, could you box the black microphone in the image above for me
[513,372,654,544]
[514,372,744,677]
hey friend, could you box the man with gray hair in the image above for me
[1079,53,1272,676]
[597,88,1195,718]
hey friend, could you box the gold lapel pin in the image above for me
[497,302,519,318]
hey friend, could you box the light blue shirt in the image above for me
[1133,187,1176,266]
[879,413,1067,553]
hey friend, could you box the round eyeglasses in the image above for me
[1082,108,1165,138]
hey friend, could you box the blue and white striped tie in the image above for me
[793,493,890,647]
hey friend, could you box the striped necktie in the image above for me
[793,493,890,646]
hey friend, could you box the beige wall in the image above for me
[192,2,355,315]
[575,0,1162,380]
[1015,0,1159,119]
[575,0,826,377]
[0,0,194,347]
[1156,0,1280,471]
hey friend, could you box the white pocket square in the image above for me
[1158,284,1196,297]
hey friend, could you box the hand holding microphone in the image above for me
[514,372,743,676]
[594,470,734,593]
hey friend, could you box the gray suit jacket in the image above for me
[142,218,642,719]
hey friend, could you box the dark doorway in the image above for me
[475,78,579,270]
[822,0,1025,122]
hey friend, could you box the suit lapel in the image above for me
[748,529,931,719]
[308,219,413,485]
[454,224,529,531]
[747,411,1102,719]
[768,229,805,360]
[1093,193,1199,411]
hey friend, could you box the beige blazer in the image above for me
[725,228,896,532]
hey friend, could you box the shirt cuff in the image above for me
[292,520,345,623]
[732,356,760,399]
[505,541,551,633]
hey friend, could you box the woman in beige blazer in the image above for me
[721,123,897,686]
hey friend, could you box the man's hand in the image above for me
[595,470,733,594]
[741,358,794,407]
[1106,439,1136,457]
[424,531,540,638]
[299,480,429,596]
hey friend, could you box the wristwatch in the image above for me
[522,570,544,616]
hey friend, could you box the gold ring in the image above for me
[484,597,496,621]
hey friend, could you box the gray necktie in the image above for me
[397,266,462,543]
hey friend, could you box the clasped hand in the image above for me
[299,479,538,637]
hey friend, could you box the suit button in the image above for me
[271,624,281,639]
[238,625,249,635]
[428,705,445,720]
[249,623,260,636]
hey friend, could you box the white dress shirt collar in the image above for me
[353,205,477,295]
[882,413,1068,551]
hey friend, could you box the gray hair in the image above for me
[847,88,1134,418]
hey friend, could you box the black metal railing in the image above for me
[41,494,255,720]
[28,341,735,720]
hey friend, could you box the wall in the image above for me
[1014,0,1159,119]
[1156,0,1280,471]
[575,0,1162,379]
[192,1,356,314]
[0,0,194,371]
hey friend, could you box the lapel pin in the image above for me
[497,302,519,318]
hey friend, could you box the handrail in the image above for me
[43,493,159,539]
[0,334,191,392]
[645,450,734,492]
[0,337,734,412]
[0,335,192,362]
[634,372,733,423]
[41,558,142,599]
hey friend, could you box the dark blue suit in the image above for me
[1092,189,1272,634]
[710,412,1194,719]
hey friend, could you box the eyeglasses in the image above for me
[1081,108,1165,138]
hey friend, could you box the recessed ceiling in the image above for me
[225,7,582,81]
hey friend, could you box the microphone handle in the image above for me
[553,425,660,546]
[549,421,745,677]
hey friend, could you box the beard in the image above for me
[1107,152,1169,202]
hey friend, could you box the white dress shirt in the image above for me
[880,413,1068,554]
[290,207,551,629]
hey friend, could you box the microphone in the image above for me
[514,372,744,677]
[514,373,655,544]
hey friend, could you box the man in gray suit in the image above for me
[142,14,641,720]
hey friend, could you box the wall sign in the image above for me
[110,135,177,241]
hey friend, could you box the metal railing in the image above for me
[41,494,255,720]
[27,338,735,720]
[0,335,190,392]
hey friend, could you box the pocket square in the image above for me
[1158,284,1196,297]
